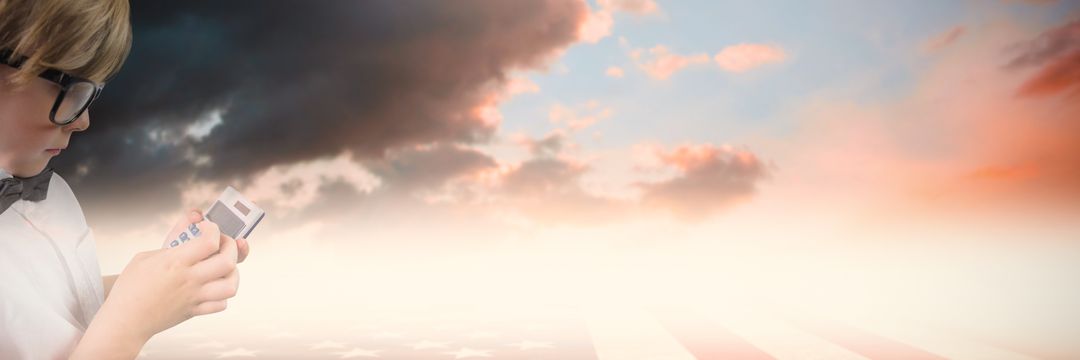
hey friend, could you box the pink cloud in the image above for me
[767,17,1080,218]
[605,66,625,78]
[1003,0,1058,4]
[548,101,613,130]
[491,135,632,225]
[598,0,659,15]
[1011,20,1080,98]
[639,144,771,219]
[1015,49,1080,97]
[505,76,541,96]
[577,0,660,44]
[635,45,711,80]
[578,6,613,43]
[515,130,570,158]
[713,44,787,73]
[923,26,966,52]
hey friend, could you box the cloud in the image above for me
[620,40,787,78]
[439,131,632,225]
[237,152,382,213]
[639,144,771,219]
[923,26,967,53]
[579,5,614,43]
[578,0,661,43]
[1003,0,1058,5]
[516,130,570,158]
[713,43,787,73]
[547,101,612,130]
[461,120,773,224]
[633,45,711,80]
[597,0,659,15]
[501,157,588,196]
[771,17,1080,217]
[1005,19,1080,69]
[504,77,542,96]
[605,66,625,78]
[1008,19,1080,98]
[1015,49,1080,97]
[495,155,629,225]
[502,130,581,195]
[51,0,588,222]
[367,143,498,193]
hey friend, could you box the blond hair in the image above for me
[0,0,132,86]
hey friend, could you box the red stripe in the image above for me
[650,307,776,360]
[788,316,947,360]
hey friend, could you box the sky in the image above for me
[47,0,1080,359]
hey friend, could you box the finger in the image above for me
[188,209,204,223]
[237,237,250,263]
[191,300,227,316]
[162,209,204,249]
[174,220,222,265]
[218,231,239,263]
[192,233,238,280]
[198,268,239,302]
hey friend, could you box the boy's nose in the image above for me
[65,109,90,132]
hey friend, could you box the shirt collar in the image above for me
[0,168,11,180]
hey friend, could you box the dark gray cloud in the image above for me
[49,0,588,222]
[498,156,628,224]
[367,143,497,192]
[640,145,771,220]
[1009,19,1080,98]
[521,131,567,158]
[502,157,585,196]
[1006,18,1080,69]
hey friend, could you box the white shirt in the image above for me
[0,168,106,359]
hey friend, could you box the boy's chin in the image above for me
[10,158,50,178]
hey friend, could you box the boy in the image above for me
[0,1,250,358]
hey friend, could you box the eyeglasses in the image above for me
[0,48,104,126]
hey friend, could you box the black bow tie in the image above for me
[0,167,53,215]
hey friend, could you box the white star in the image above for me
[464,331,500,339]
[310,340,347,350]
[443,347,493,359]
[408,340,452,350]
[192,340,227,349]
[332,347,383,358]
[216,347,258,358]
[506,340,554,350]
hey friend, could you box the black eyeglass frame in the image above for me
[0,48,105,126]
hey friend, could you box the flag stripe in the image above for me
[650,306,776,360]
[690,304,869,360]
[845,321,1039,360]
[585,304,697,360]
[787,316,948,360]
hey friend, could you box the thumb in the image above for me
[187,209,204,223]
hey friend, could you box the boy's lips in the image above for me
[46,148,65,155]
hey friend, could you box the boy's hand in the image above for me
[98,209,243,342]
[162,208,251,263]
